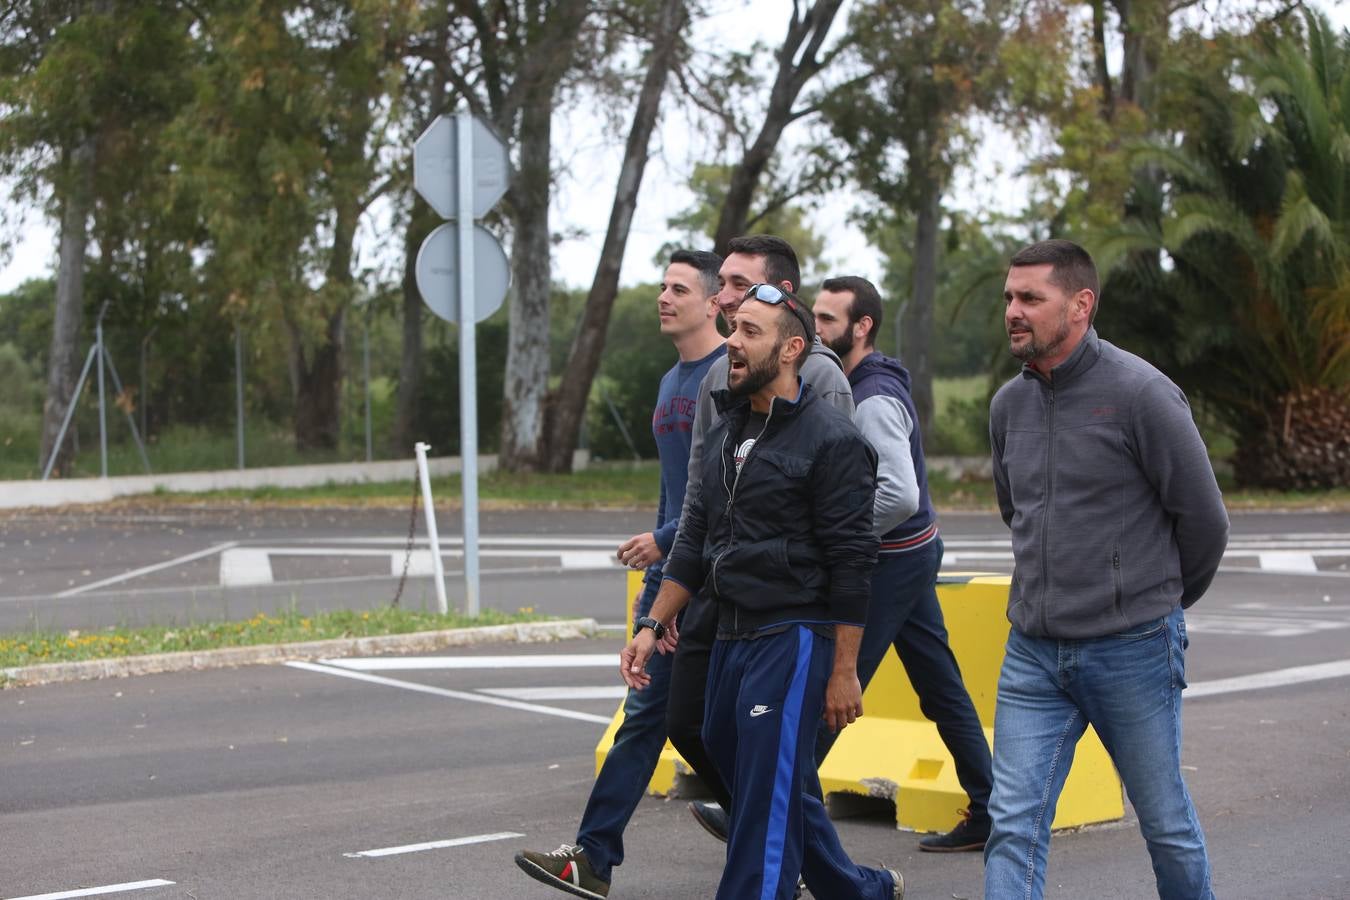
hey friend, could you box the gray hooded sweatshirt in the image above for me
[989,328,1229,639]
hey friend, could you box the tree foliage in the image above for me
[1096,11,1350,488]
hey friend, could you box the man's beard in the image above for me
[728,340,784,397]
[1009,308,1071,363]
[825,330,854,360]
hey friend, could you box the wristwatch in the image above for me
[632,616,667,641]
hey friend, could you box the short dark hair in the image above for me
[821,275,883,348]
[668,249,723,298]
[725,234,801,292]
[763,287,812,372]
[1009,239,1100,321]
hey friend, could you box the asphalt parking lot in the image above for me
[3,508,1348,899]
[4,618,1348,899]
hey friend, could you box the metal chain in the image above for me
[389,463,421,608]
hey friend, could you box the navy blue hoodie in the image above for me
[848,351,937,553]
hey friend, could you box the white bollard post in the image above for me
[414,441,449,615]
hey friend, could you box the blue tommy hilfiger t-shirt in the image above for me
[646,342,726,585]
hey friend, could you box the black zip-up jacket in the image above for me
[661,380,879,638]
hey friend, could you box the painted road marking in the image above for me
[55,543,238,597]
[218,548,273,586]
[5,880,175,900]
[218,546,622,586]
[1255,551,1319,573]
[480,686,628,701]
[286,661,612,724]
[1186,613,1349,637]
[344,831,524,859]
[320,654,615,671]
[1188,659,1350,698]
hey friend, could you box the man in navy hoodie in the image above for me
[812,275,994,852]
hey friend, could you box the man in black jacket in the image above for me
[622,285,904,900]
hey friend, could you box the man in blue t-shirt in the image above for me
[516,250,727,899]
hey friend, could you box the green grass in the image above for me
[0,606,547,670]
[145,459,664,509]
[0,421,366,481]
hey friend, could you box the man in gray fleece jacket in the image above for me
[984,240,1228,900]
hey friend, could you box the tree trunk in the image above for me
[393,66,447,455]
[393,207,433,453]
[289,308,347,451]
[289,202,357,451]
[39,138,95,477]
[710,0,845,255]
[1091,0,1114,119]
[541,0,687,473]
[902,172,941,442]
[498,98,554,472]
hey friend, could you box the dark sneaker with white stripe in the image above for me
[515,843,609,899]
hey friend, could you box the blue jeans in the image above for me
[576,577,674,883]
[812,538,992,820]
[984,608,1213,900]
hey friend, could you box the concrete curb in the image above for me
[1,618,600,688]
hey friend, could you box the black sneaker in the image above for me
[514,843,610,898]
[688,800,729,843]
[917,809,989,853]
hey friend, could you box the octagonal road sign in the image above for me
[413,115,510,220]
[414,222,511,324]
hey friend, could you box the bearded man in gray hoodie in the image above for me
[985,239,1229,900]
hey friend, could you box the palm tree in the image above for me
[1097,10,1350,490]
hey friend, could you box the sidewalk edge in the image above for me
[1,618,600,688]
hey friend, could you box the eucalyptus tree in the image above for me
[541,0,691,472]
[0,1,194,474]
[166,0,413,451]
[822,0,1017,437]
[669,1,847,259]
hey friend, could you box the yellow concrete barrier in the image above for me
[595,570,1124,833]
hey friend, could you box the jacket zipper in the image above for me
[711,402,776,630]
[1041,385,1055,636]
[1112,547,1122,613]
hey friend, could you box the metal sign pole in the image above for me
[235,324,246,470]
[96,307,108,478]
[456,110,481,617]
[363,309,373,463]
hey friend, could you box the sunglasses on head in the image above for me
[741,283,815,339]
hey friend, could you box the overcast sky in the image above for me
[2,1,1345,298]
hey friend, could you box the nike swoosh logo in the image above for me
[749,705,772,717]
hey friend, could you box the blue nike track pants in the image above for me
[703,625,895,900]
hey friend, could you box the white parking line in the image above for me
[319,654,615,671]
[1187,659,1350,698]
[286,661,612,724]
[55,543,237,597]
[344,831,524,859]
[480,686,628,701]
[5,880,175,900]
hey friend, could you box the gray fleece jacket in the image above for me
[989,329,1229,639]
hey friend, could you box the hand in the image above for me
[620,630,658,690]
[655,616,679,655]
[822,670,863,733]
[617,532,662,570]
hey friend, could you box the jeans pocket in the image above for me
[1109,616,1166,641]
[1170,614,1189,689]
